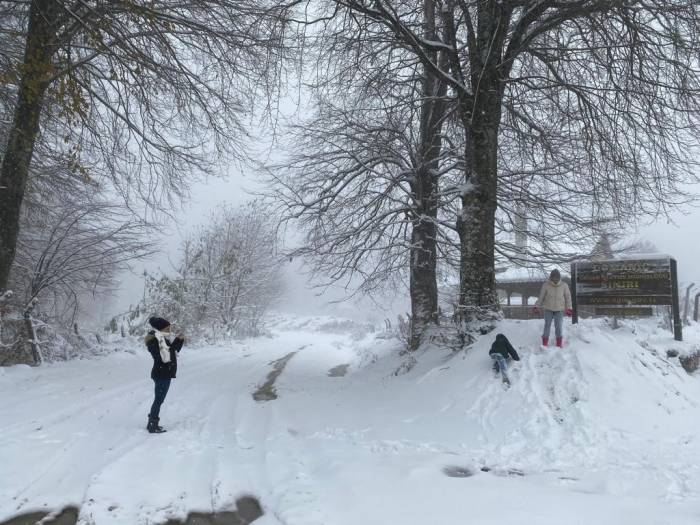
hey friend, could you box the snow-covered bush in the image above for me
[144,202,283,339]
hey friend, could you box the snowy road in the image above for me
[2,316,700,524]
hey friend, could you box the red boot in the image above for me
[556,337,563,348]
[542,336,549,346]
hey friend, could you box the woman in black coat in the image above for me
[145,316,184,433]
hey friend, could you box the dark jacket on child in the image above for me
[145,332,184,379]
[489,333,520,361]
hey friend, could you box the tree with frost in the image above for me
[0,0,298,293]
[270,0,457,349]
[145,202,283,338]
[11,195,152,324]
[272,0,700,348]
[325,0,700,326]
[0,157,152,364]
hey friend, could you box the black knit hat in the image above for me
[149,316,171,331]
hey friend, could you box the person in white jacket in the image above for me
[533,269,573,347]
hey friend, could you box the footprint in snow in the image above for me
[443,465,476,478]
[327,363,350,377]
[480,466,526,477]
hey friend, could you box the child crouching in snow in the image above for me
[489,333,520,386]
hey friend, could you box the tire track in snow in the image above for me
[1,348,275,523]
[76,341,311,523]
[77,341,318,524]
[0,350,246,440]
[251,401,330,525]
[77,351,273,524]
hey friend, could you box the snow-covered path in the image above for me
[2,316,700,524]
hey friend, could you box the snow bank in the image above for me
[1,315,699,524]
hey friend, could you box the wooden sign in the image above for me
[571,256,682,341]
[573,257,672,305]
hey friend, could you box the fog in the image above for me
[101,157,410,327]
[97,174,698,330]
[91,114,699,329]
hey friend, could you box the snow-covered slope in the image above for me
[1,316,699,524]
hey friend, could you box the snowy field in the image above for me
[1,315,700,524]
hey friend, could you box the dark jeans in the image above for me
[149,377,171,419]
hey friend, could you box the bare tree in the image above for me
[325,0,700,326]
[271,0,700,352]
[146,202,283,338]
[0,0,299,291]
[10,195,153,323]
[0,162,153,365]
[269,2,461,349]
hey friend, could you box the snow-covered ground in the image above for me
[1,315,700,524]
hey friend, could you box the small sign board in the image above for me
[571,256,682,341]
[594,307,653,317]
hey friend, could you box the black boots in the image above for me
[147,416,166,433]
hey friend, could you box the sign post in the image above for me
[571,263,579,325]
[571,256,682,341]
[670,259,682,341]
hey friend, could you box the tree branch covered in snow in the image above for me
[0,0,303,291]
[318,0,700,317]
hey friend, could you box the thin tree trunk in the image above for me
[409,172,439,348]
[23,298,42,365]
[0,0,58,291]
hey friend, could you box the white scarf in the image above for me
[153,330,171,363]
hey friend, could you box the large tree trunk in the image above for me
[0,0,57,292]
[457,124,499,316]
[408,0,449,349]
[452,0,510,326]
[455,92,501,323]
